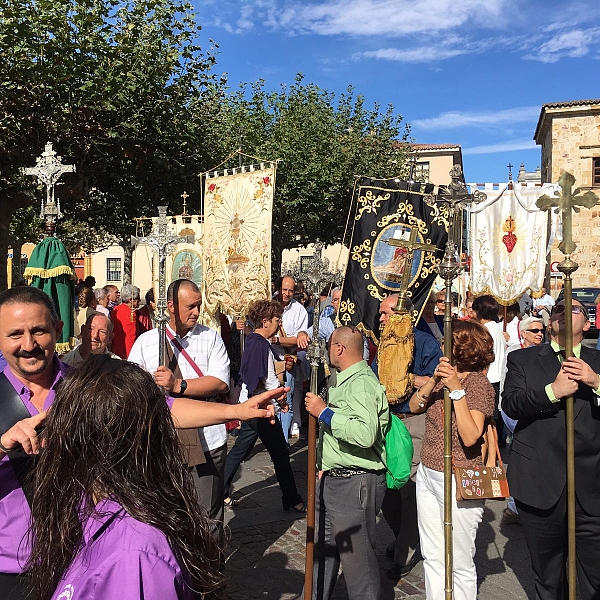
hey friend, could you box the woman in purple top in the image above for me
[26,355,222,600]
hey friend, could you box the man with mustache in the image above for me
[0,286,282,599]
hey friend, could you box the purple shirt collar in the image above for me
[82,498,125,545]
[3,355,69,414]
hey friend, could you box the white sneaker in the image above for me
[291,424,300,437]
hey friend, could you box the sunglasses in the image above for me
[525,328,544,334]
[551,305,586,315]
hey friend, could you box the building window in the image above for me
[593,157,600,186]
[106,258,122,282]
[414,161,430,181]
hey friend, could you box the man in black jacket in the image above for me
[503,299,600,600]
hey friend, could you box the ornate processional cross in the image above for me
[384,226,437,314]
[131,206,195,366]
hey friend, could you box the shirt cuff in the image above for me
[318,407,334,426]
[545,383,560,403]
[593,376,600,396]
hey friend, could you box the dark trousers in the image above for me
[516,488,600,600]
[223,416,302,508]
[311,471,386,600]
[0,573,31,600]
[195,442,227,546]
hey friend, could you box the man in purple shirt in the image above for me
[0,287,282,600]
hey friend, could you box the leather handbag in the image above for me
[454,421,509,501]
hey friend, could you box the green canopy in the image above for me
[23,236,77,353]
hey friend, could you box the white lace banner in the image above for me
[468,182,557,304]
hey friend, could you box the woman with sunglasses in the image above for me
[501,316,546,523]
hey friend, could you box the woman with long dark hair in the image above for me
[409,320,495,600]
[27,355,223,600]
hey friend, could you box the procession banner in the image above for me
[338,178,449,343]
[467,182,556,304]
[202,164,274,322]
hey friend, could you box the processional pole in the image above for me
[425,166,485,600]
[131,206,195,368]
[536,173,598,600]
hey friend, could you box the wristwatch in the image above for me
[449,389,466,401]
[179,379,188,395]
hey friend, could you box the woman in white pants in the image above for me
[409,320,495,600]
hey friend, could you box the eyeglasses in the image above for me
[525,328,544,334]
[436,299,445,304]
[551,305,586,316]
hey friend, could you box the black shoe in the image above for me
[386,556,421,580]
[385,542,396,559]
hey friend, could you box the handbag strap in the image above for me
[0,373,38,506]
[166,329,204,378]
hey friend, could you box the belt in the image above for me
[397,412,418,421]
[324,467,386,478]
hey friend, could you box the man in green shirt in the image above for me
[305,326,389,600]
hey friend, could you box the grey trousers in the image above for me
[381,413,425,567]
[195,442,227,546]
[311,471,386,600]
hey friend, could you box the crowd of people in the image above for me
[0,274,599,600]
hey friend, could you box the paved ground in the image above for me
[200,433,535,600]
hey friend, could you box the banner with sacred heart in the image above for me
[202,164,275,324]
[338,178,449,344]
[468,182,556,304]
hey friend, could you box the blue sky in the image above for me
[192,0,600,184]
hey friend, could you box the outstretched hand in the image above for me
[0,410,47,455]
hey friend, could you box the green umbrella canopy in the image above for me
[23,236,77,353]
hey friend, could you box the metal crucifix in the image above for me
[536,172,598,600]
[131,206,195,367]
[22,142,75,236]
[424,165,486,600]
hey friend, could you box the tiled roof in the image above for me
[410,143,461,150]
[541,99,600,110]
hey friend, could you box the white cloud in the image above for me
[463,139,539,155]
[525,27,600,63]
[413,106,540,130]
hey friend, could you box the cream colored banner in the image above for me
[203,165,274,321]
[468,182,557,305]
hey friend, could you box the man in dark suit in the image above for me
[503,299,600,600]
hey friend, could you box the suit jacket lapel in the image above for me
[537,343,561,383]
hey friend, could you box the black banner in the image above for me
[338,178,449,343]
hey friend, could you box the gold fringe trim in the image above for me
[23,265,77,281]
[56,339,76,354]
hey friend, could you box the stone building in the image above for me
[534,99,600,286]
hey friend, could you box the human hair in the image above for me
[331,326,364,357]
[167,278,199,302]
[520,316,543,333]
[472,294,499,322]
[94,287,107,302]
[78,287,95,309]
[247,300,283,326]
[280,276,296,292]
[451,320,495,373]
[26,355,222,600]
[84,275,96,288]
[0,286,59,324]
[103,284,118,294]
[145,288,155,305]
[120,283,140,303]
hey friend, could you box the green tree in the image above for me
[206,75,411,273]
[0,0,223,288]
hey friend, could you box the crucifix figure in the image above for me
[383,226,437,315]
[22,142,75,235]
[181,190,189,216]
[131,206,195,367]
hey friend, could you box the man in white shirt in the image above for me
[128,279,230,543]
[269,276,308,442]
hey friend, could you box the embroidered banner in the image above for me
[203,165,275,321]
[338,179,449,343]
[467,182,555,304]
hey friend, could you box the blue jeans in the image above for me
[279,367,295,443]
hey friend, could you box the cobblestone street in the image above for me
[192,433,535,600]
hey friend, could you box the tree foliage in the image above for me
[0,0,223,288]
[206,75,411,266]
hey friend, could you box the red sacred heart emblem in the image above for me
[502,232,517,253]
